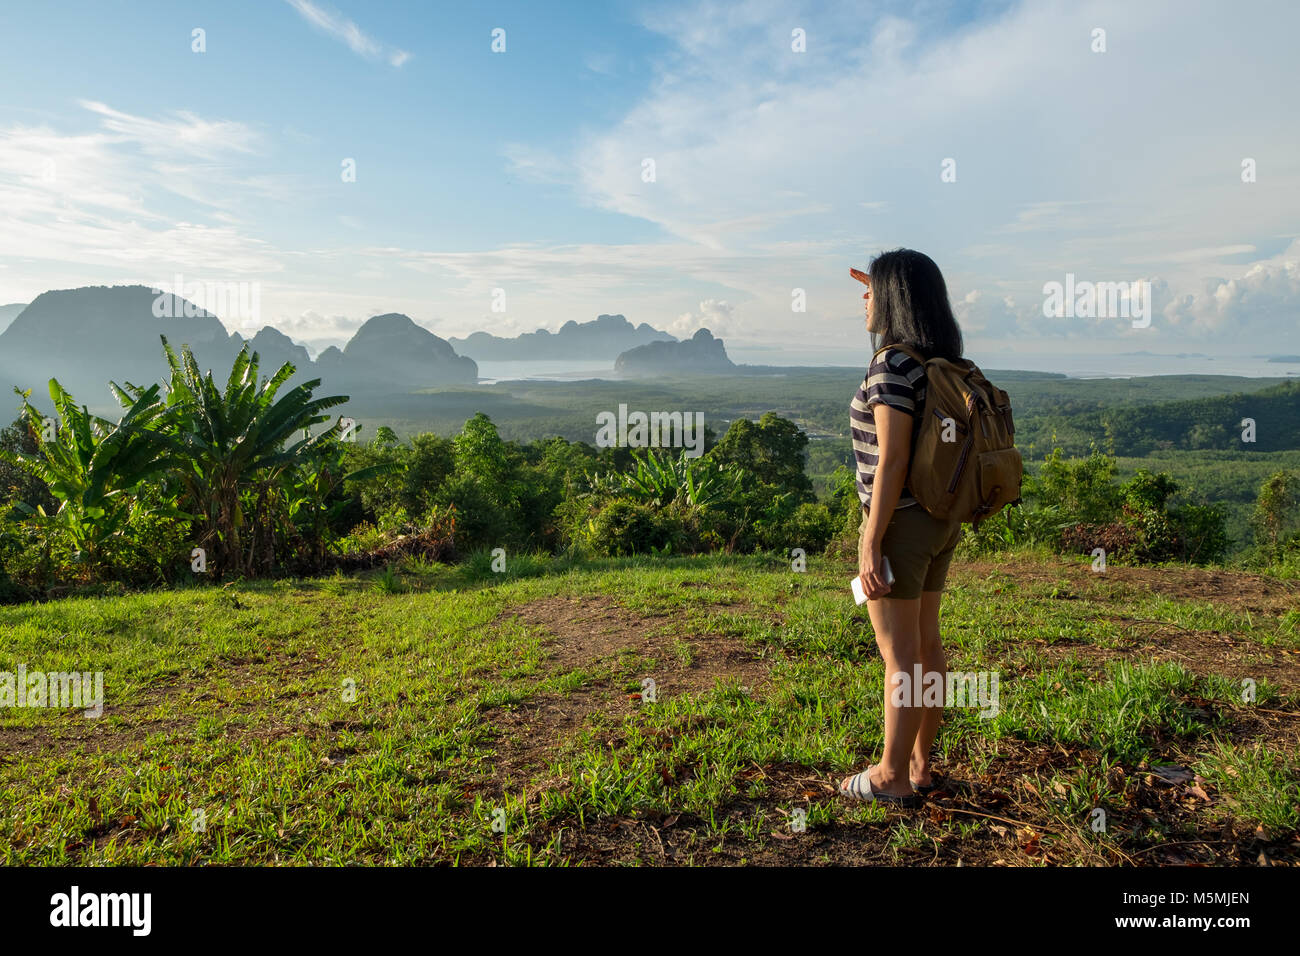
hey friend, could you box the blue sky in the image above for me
[1,0,1297,368]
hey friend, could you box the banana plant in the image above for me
[1,379,179,574]
[620,448,742,508]
[114,336,351,579]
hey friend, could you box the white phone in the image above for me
[851,556,894,604]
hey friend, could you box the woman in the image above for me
[839,248,966,806]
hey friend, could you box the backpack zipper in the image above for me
[946,432,974,494]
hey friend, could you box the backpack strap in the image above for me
[871,342,928,366]
[868,342,929,468]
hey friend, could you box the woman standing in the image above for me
[839,248,966,806]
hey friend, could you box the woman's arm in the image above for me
[859,403,913,598]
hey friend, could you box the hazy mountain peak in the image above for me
[448,313,676,361]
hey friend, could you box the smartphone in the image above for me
[850,556,894,604]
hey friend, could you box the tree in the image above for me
[0,415,56,518]
[707,413,814,502]
[1250,470,1300,557]
[453,413,514,488]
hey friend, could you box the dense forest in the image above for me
[2,339,1298,604]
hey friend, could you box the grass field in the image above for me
[2,549,1298,866]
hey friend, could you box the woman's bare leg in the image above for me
[840,595,924,797]
[911,589,946,787]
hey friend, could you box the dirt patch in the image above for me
[473,595,774,795]
[957,557,1300,616]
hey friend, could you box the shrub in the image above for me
[1177,503,1230,564]
[761,501,836,555]
[1117,469,1229,565]
[1032,448,1123,525]
[589,500,682,556]
[432,472,517,553]
[1250,470,1300,559]
[1059,521,1138,562]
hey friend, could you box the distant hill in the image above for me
[338,313,477,390]
[0,286,476,415]
[615,328,736,376]
[449,313,674,360]
[1095,379,1300,454]
[0,303,27,335]
[1011,378,1300,456]
[0,286,233,404]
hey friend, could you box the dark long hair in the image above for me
[867,248,963,361]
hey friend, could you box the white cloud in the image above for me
[79,100,257,155]
[670,299,737,339]
[1157,241,1300,336]
[4,0,1299,361]
[0,103,281,287]
[550,0,1300,351]
[283,0,411,68]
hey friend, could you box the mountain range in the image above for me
[0,286,735,418]
[449,313,675,360]
[0,286,478,414]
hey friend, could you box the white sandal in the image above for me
[839,764,921,806]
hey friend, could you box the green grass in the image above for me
[1,549,1296,866]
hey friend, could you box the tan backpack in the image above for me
[873,343,1023,528]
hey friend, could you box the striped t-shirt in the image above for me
[850,347,927,510]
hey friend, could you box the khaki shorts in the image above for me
[859,504,964,600]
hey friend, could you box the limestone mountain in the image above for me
[0,287,478,416]
[615,328,736,375]
[450,313,675,360]
[338,313,477,388]
[0,285,232,406]
[0,303,27,335]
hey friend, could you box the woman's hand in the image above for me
[859,542,893,599]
